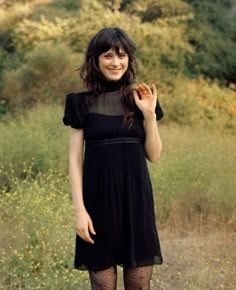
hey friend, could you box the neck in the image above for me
[100,78,123,92]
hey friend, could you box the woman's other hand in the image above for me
[133,83,157,120]
[75,209,96,244]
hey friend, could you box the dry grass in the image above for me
[151,229,236,290]
[116,229,236,290]
[0,105,235,289]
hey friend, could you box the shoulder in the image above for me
[65,91,91,103]
[63,91,91,128]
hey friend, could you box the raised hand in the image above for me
[133,83,157,120]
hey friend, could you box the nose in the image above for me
[111,56,120,66]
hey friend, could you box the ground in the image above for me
[75,228,235,290]
[116,228,236,290]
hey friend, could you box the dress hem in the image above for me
[74,257,163,271]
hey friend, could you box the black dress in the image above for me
[63,82,164,271]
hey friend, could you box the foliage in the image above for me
[0,3,32,35]
[48,0,81,11]
[1,0,35,4]
[2,42,82,110]
[185,0,236,82]
[135,22,193,75]
[126,0,192,22]
[11,4,141,52]
[0,0,235,123]
[0,2,235,288]
[157,76,236,131]
[0,3,33,52]
[11,4,193,74]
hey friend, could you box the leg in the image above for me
[123,265,153,290]
[89,266,117,290]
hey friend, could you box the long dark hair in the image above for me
[79,27,138,127]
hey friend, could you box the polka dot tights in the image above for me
[89,265,153,290]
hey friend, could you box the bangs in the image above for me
[110,37,126,54]
[92,28,135,56]
[81,27,137,92]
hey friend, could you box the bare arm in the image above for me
[69,127,96,244]
[133,83,162,162]
[69,127,85,211]
[143,113,162,162]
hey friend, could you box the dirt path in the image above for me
[116,229,236,290]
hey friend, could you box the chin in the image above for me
[107,75,123,81]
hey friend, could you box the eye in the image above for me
[103,53,112,58]
[119,53,127,58]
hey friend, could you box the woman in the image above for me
[63,27,164,290]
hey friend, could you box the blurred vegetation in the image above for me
[2,42,82,110]
[185,0,236,83]
[0,0,235,125]
[125,0,193,21]
[0,2,235,288]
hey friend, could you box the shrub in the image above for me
[185,0,236,83]
[125,0,192,22]
[10,1,194,81]
[2,42,82,110]
[157,76,236,131]
[0,3,32,34]
[12,4,142,52]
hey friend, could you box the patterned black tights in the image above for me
[89,265,153,290]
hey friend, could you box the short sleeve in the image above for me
[155,98,164,121]
[62,92,88,129]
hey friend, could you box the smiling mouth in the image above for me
[109,69,121,73]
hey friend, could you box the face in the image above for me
[98,47,129,81]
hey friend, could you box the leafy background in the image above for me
[0,0,235,289]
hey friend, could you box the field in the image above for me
[0,0,236,288]
[0,104,235,289]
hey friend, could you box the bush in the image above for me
[185,0,236,83]
[12,4,142,52]
[126,0,192,22]
[10,1,194,83]
[157,76,236,131]
[0,3,32,34]
[2,42,82,110]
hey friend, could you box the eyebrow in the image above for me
[103,50,127,55]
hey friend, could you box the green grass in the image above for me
[0,103,235,289]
